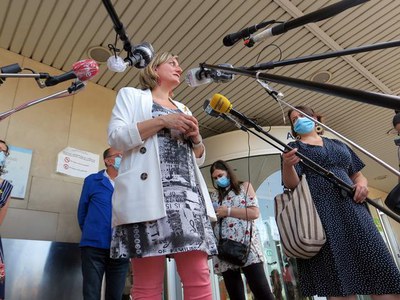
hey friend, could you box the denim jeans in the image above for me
[81,246,129,300]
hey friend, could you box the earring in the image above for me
[315,125,323,134]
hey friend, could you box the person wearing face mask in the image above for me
[0,140,13,300]
[282,106,400,299]
[77,147,129,300]
[210,160,274,300]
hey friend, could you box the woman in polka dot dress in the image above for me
[281,106,400,299]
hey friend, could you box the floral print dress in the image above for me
[211,184,264,274]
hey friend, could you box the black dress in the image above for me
[288,137,400,297]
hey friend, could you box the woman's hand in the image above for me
[215,205,230,218]
[281,148,301,189]
[352,182,369,203]
[350,171,369,203]
[160,113,199,136]
[282,148,301,167]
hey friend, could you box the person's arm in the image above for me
[217,205,259,220]
[216,182,259,220]
[0,198,10,226]
[350,171,369,203]
[77,179,91,231]
[281,148,301,189]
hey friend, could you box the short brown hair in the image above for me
[139,51,177,90]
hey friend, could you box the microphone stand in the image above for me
[0,72,51,89]
[201,63,400,110]
[256,79,400,178]
[246,40,400,71]
[101,0,132,54]
[0,81,86,121]
[214,106,400,223]
[101,0,154,68]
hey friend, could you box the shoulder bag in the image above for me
[274,174,326,259]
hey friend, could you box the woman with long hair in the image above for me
[210,159,273,300]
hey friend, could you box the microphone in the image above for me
[45,59,99,87]
[107,42,154,72]
[126,42,154,69]
[223,20,274,47]
[185,64,234,87]
[243,0,368,47]
[203,99,247,131]
[209,93,260,129]
[203,99,221,118]
[107,56,127,72]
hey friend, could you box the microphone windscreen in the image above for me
[72,59,99,81]
[210,93,232,113]
[107,56,127,72]
[185,68,213,87]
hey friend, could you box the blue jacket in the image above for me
[77,170,113,249]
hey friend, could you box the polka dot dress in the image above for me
[288,137,400,297]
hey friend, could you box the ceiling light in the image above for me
[311,71,332,83]
[87,46,112,64]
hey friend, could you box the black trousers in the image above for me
[222,262,274,300]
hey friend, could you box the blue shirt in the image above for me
[77,170,114,249]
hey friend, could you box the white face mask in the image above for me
[0,152,7,168]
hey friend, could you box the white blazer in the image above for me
[108,87,216,227]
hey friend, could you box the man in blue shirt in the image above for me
[78,147,129,300]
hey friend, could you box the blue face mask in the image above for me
[216,176,230,188]
[0,152,6,168]
[113,156,121,171]
[294,117,315,135]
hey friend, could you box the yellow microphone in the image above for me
[210,93,233,114]
[209,93,260,129]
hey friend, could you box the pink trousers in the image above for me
[131,250,212,300]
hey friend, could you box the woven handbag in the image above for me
[274,175,326,259]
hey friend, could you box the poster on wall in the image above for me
[2,145,33,199]
[56,147,99,179]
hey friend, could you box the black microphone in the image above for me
[222,20,275,47]
[126,42,155,69]
[45,59,99,87]
[244,0,368,47]
[1,63,22,74]
[186,64,234,87]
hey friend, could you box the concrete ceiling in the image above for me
[1,0,400,194]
